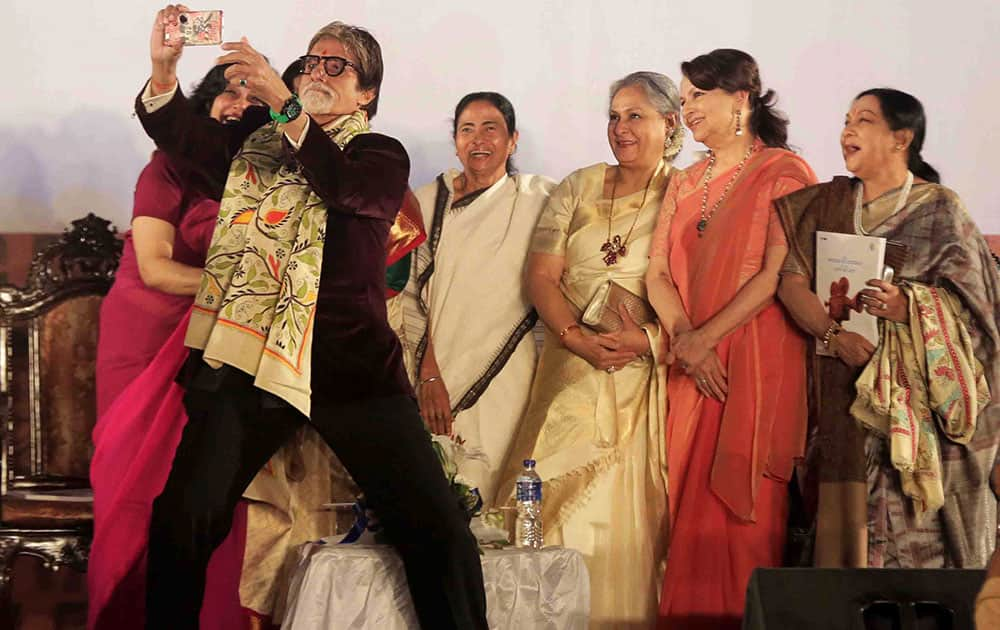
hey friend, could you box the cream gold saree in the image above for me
[500,162,671,628]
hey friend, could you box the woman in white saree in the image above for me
[498,72,683,628]
[403,92,555,507]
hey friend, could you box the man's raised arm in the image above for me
[136,5,263,189]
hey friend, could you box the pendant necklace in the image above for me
[697,142,758,237]
[853,171,913,236]
[601,165,658,266]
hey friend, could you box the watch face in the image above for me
[284,97,303,121]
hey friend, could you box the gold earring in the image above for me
[735,110,743,136]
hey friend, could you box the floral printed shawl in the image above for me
[185,112,370,415]
[852,283,990,515]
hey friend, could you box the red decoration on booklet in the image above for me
[814,230,885,356]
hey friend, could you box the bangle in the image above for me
[821,321,842,349]
[558,323,580,344]
[419,376,441,386]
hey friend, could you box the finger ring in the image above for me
[239,78,247,87]
[881,302,888,311]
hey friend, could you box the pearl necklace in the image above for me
[697,142,758,236]
[853,171,913,236]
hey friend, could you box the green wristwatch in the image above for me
[270,94,303,124]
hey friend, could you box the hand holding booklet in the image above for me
[814,230,886,356]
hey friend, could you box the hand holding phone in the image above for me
[164,10,223,46]
[150,5,191,86]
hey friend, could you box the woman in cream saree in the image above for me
[500,71,682,628]
[405,169,554,506]
[401,92,555,508]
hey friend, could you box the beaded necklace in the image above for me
[696,142,758,236]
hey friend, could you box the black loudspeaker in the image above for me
[743,568,985,630]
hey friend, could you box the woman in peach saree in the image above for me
[646,49,816,629]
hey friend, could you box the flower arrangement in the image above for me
[432,434,511,548]
[339,433,488,545]
[430,434,483,521]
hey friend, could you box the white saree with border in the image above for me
[402,170,555,507]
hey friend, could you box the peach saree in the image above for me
[651,147,816,628]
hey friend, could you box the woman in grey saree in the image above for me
[777,88,1000,569]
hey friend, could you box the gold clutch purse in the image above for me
[581,280,655,333]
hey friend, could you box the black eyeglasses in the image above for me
[298,55,358,78]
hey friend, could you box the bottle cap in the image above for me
[523,459,536,468]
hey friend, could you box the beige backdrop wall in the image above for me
[2,0,997,233]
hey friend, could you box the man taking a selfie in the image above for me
[135,5,488,629]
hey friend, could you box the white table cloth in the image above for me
[282,543,590,629]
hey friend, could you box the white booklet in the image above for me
[814,230,886,356]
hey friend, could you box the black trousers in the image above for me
[145,381,488,629]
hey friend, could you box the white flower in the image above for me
[430,434,464,478]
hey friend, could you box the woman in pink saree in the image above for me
[646,49,817,628]
[95,65,255,418]
[90,64,258,629]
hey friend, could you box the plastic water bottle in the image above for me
[515,459,543,549]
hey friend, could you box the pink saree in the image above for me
[95,150,218,417]
[89,310,250,629]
